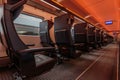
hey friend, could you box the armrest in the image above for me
[74,43,85,46]
[50,42,56,45]
[17,47,55,54]
[75,33,86,35]
[26,44,35,47]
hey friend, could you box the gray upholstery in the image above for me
[54,14,73,45]
[73,23,90,51]
[74,23,88,43]
[87,25,97,48]
[40,20,54,47]
[88,26,96,42]
[95,28,102,47]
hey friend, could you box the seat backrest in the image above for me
[101,30,104,42]
[7,0,26,20]
[3,0,28,52]
[105,34,113,43]
[87,25,96,42]
[88,26,96,35]
[74,23,87,33]
[54,14,74,45]
[74,23,88,43]
[103,32,108,43]
[96,29,100,36]
[7,0,21,4]
[96,28,101,42]
[2,0,37,76]
[40,20,54,46]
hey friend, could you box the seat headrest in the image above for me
[6,0,27,20]
[7,0,21,4]
[12,6,23,20]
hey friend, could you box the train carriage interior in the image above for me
[0,0,120,80]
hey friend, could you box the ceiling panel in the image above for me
[59,0,89,18]
[86,16,98,24]
[56,0,120,32]
[73,0,119,31]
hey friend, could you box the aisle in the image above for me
[76,43,118,80]
[31,44,118,80]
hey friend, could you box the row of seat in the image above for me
[40,14,114,59]
[0,0,113,79]
[1,0,56,78]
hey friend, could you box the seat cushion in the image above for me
[35,54,54,66]
[34,54,55,75]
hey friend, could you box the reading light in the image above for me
[84,15,92,19]
[41,0,67,14]
[95,23,100,26]
[41,0,61,10]
[75,16,85,23]
[61,10,67,13]
[89,24,94,27]
[56,0,64,2]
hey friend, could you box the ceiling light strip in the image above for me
[41,0,61,10]
[50,0,106,30]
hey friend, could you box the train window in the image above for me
[14,13,43,36]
